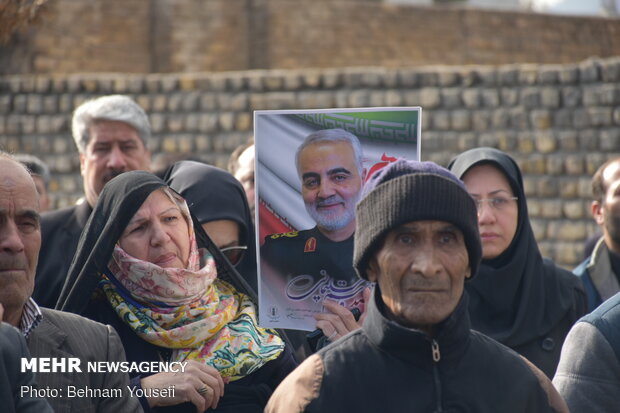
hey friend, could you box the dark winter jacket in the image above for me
[266,288,568,413]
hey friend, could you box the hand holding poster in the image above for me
[255,108,421,332]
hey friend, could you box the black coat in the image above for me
[33,202,92,308]
[267,289,568,413]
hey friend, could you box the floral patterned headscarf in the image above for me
[57,171,283,381]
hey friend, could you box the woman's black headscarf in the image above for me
[56,170,254,315]
[448,147,578,348]
[164,160,258,293]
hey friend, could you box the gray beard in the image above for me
[304,200,356,232]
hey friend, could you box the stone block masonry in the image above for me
[2,57,620,269]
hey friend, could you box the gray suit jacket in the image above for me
[27,308,142,413]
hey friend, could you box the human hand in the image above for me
[314,287,372,342]
[141,360,225,412]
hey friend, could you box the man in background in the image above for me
[33,95,152,307]
[574,157,620,311]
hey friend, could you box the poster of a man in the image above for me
[256,108,421,333]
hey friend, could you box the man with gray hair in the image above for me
[261,128,371,358]
[266,159,568,413]
[33,95,152,307]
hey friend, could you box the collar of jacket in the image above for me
[587,238,620,302]
[363,285,471,367]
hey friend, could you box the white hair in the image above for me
[71,95,151,153]
[294,128,364,176]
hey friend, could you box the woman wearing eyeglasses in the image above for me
[165,161,258,294]
[448,147,586,379]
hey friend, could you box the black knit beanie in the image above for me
[354,159,482,280]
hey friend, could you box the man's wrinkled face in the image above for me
[80,120,151,207]
[366,220,470,331]
[0,159,41,324]
[298,141,362,235]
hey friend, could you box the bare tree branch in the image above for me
[0,0,48,44]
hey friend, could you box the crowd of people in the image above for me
[2,94,619,412]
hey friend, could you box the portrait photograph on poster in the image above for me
[255,107,421,332]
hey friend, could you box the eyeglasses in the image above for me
[219,245,248,266]
[473,197,518,211]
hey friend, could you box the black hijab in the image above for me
[448,147,577,347]
[164,161,258,293]
[56,170,254,315]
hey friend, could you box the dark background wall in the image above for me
[2,57,620,268]
[2,0,620,74]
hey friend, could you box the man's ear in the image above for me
[366,257,379,283]
[592,201,605,226]
[464,267,472,279]
[362,167,368,182]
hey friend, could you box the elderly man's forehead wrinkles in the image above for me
[0,173,19,187]
[0,170,41,213]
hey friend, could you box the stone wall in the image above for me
[2,57,620,268]
[3,0,620,74]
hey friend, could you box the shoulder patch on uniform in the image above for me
[269,231,300,240]
[304,237,317,252]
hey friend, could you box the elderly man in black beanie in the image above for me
[266,159,568,413]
